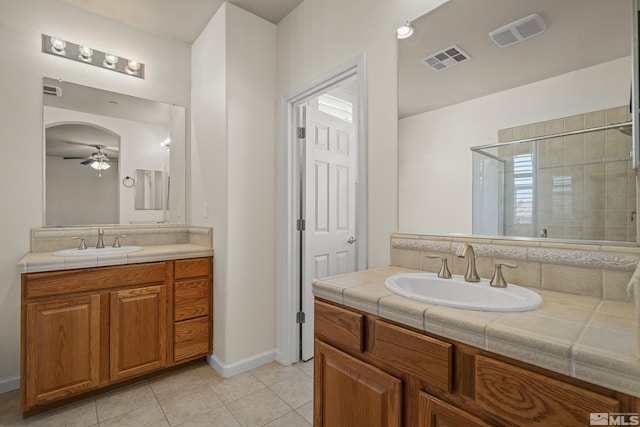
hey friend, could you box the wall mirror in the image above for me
[398,0,637,245]
[43,77,186,226]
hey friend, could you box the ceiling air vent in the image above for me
[43,84,62,97]
[489,13,547,48]
[421,45,471,72]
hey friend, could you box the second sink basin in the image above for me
[53,246,144,257]
[385,273,542,312]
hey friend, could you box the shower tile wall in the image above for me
[498,106,636,242]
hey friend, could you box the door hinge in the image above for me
[296,311,306,324]
[296,127,306,139]
[297,219,305,231]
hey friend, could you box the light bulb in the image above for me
[78,45,93,62]
[103,53,118,68]
[396,23,415,39]
[90,161,110,171]
[50,37,66,55]
[126,59,141,74]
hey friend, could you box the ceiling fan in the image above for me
[63,144,117,170]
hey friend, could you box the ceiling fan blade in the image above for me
[80,158,96,165]
[61,141,119,152]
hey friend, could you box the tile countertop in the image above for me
[17,243,214,273]
[312,266,640,398]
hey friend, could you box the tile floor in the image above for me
[0,360,314,427]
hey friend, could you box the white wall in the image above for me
[399,56,632,234]
[274,0,448,358]
[46,155,119,224]
[191,3,277,372]
[0,0,190,390]
[276,0,448,269]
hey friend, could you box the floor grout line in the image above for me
[0,360,314,427]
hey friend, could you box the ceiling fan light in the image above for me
[90,161,110,171]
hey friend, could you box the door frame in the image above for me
[278,53,368,365]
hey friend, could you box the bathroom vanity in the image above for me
[313,234,640,426]
[17,225,213,415]
[314,297,637,426]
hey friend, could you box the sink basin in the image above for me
[385,273,542,312]
[53,246,144,257]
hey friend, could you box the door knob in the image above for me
[347,237,356,244]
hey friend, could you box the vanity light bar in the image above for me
[41,34,145,79]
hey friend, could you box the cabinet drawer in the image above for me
[24,262,167,298]
[175,258,210,279]
[475,355,620,426]
[175,279,210,321]
[418,392,491,427]
[373,320,452,392]
[315,300,364,353]
[174,316,210,362]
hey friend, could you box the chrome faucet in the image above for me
[455,243,480,282]
[96,227,105,249]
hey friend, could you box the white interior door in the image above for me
[301,100,357,360]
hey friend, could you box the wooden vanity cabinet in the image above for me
[314,299,638,427]
[21,257,213,414]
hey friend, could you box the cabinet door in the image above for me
[418,392,491,427]
[315,339,402,427]
[110,285,167,381]
[25,295,100,407]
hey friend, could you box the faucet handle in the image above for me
[71,237,87,250]
[426,255,452,279]
[112,235,127,248]
[490,263,517,288]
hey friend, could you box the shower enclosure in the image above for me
[472,109,636,243]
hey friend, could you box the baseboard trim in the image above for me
[208,349,276,378]
[0,375,20,393]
